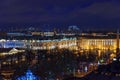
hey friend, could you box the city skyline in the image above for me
[0,23,119,32]
[0,1,120,79]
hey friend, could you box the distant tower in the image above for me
[116,29,119,54]
[53,28,57,36]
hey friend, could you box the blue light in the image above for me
[17,69,40,80]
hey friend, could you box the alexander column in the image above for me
[116,29,119,55]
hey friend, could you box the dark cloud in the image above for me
[0,0,119,29]
[81,1,120,18]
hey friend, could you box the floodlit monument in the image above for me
[16,69,40,80]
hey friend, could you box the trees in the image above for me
[29,48,77,79]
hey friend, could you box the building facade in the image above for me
[78,38,118,51]
[0,31,119,52]
[0,37,77,50]
[31,38,77,50]
[78,33,119,53]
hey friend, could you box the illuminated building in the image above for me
[43,32,55,36]
[7,33,27,36]
[0,40,26,48]
[78,32,119,53]
[31,37,77,50]
[1,70,15,80]
[0,31,119,52]
[31,32,43,36]
[79,38,117,50]
[0,36,77,50]
[0,48,25,56]
[31,31,55,36]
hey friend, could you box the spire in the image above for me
[117,29,119,34]
[116,29,119,54]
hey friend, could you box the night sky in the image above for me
[0,0,120,30]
